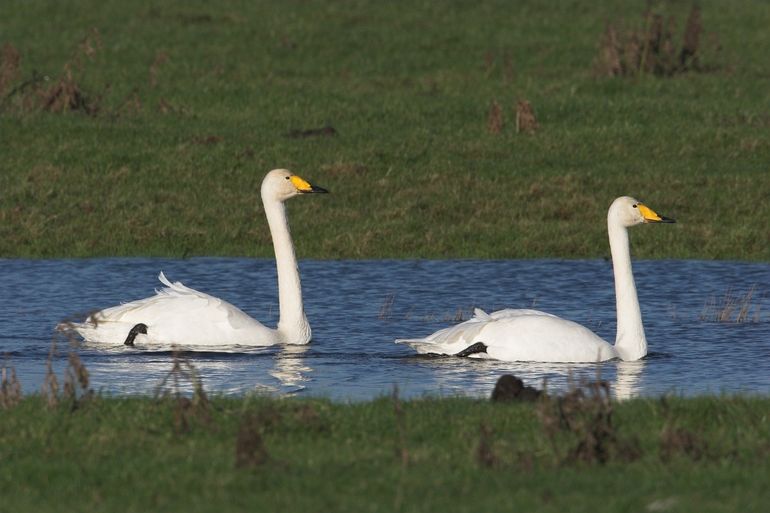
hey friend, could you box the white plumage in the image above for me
[396,196,675,362]
[65,169,328,346]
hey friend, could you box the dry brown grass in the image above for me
[0,43,21,97]
[38,329,96,410]
[487,100,503,134]
[392,386,410,467]
[1,28,182,117]
[658,398,708,462]
[0,355,22,409]
[378,292,396,320]
[475,421,499,468]
[155,349,213,434]
[699,285,763,323]
[594,4,716,77]
[148,50,169,88]
[235,413,270,468]
[40,28,102,115]
[0,29,103,115]
[536,376,641,465]
[482,50,514,83]
[515,100,538,134]
[41,341,60,408]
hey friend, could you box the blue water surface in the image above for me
[1,258,768,400]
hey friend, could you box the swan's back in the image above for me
[481,313,615,362]
[396,307,616,362]
[73,273,274,345]
[396,308,555,354]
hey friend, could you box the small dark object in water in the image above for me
[455,342,488,357]
[286,125,337,138]
[491,374,542,402]
[123,323,148,346]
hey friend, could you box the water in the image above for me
[1,258,768,400]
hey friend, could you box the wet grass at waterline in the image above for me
[1,0,770,260]
[1,391,768,512]
[2,346,768,511]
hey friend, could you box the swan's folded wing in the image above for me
[395,307,561,355]
[395,310,494,355]
[81,273,266,342]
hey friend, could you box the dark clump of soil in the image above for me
[594,4,718,77]
[286,125,337,138]
[191,135,223,145]
[491,374,542,402]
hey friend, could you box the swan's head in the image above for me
[609,196,676,227]
[261,169,329,202]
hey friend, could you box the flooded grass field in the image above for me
[1,258,767,400]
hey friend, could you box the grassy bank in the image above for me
[1,0,769,259]
[1,392,768,512]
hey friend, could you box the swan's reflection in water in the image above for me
[270,344,312,394]
[411,356,645,400]
[47,342,314,397]
[76,346,278,396]
[65,341,643,401]
[614,360,645,400]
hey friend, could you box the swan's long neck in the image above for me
[608,218,647,361]
[263,196,310,344]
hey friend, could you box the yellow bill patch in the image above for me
[638,203,664,222]
[290,175,314,192]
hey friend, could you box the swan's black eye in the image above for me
[632,204,638,208]
[285,176,290,180]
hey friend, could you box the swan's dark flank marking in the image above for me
[455,342,488,357]
[124,323,148,346]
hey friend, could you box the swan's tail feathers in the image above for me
[56,309,106,341]
[155,272,202,298]
[157,271,185,292]
[472,308,492,321]
[158,271,172,287]
[394,338,440,355]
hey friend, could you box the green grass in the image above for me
[1,0,769,259]
[1,393,768,512]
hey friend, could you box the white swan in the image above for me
[396,196,675,362]
[68,169,328,346]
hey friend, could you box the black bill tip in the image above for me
[309,184,329,194]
